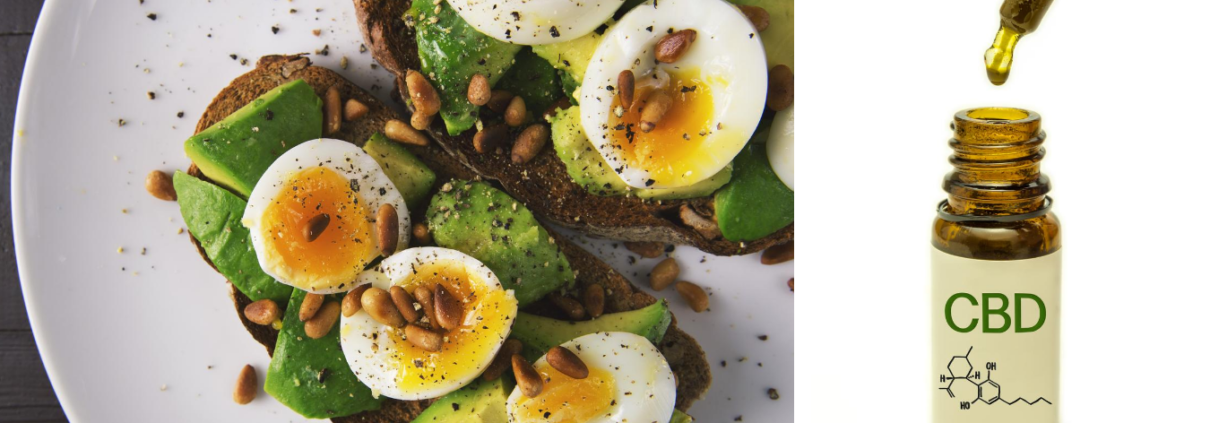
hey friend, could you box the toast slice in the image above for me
[186,54,710,421]
[353,0,793,256]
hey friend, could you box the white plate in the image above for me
[11,0,794,421]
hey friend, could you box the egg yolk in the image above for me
[512,363,616,423]
[261,166,377,292]
[607,68,715,186]
[383,261,517,391]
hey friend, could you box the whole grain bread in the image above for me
[187,55,710,421]
[352,0,793,256]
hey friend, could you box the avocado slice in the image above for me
[173,172,292,303]
[511,300,673,359]
[183,79,323,197]
[363,133,437,213]
[411,378,511,423]
[549,106,732,200]
[427,181,574,306]
[671,410,694,423]
[714,137,794,241]
[496,49,563,115]
[407,0,521,135]
[264,289,382,418]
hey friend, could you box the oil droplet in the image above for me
[984,25,1021,86]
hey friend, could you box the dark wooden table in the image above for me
[1,1,67,422]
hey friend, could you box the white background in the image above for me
[799,0,1210,421]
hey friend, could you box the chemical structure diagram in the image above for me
[938,347,1052,410]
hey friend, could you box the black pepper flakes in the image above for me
[271,25,280,34]
[146,13,157,21]
[549,26,560,37]
[176,111,184,118]
[758,334,768,341]
[768,388,780,400]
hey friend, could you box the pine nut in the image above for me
[342,284,370,317]
[298,293,324,321]
[512,355,544,397]
[511,124,549,164]
[413,285,439,326]
[361,287,406,328]
[304,301,341,338]
[504,96,527,127]
[405,70,441,117]
[411,109,436,131]
[303,213,330,243]
[483,339,523,381]
[233,364,257,405]
[385,119,430,146]
[376,204,399,256]
[548,293,586,320]
[344,98,369,121]
[768,65,794,111]
[323,86,342,135]
[405,324,443,352]
[244,299,281,326]
[433,284,464,331]
[655,29,697,63]
[546,346,589,379]
[676,281,709,312]
[739,5,770,32]
[640,91,672,132]
[625,241,665,259]
[473,124,510,154]
[390,286,422,323]
[582,284,605,318]
[788,278,795,292]
[413,222,432,245]
[145,170,176,201]
[761,242,793,265]
[487,90,515,114]
[467,73,491,106]
[649,258,680,291]
[617,70,635,109]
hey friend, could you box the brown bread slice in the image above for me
[186,54,710,421]
[352,0,793,256]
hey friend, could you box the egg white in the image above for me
[767,104,794,190]
[579,0,768,189]
[242,138,410,294]
[506,331,677,423]
[342,247,516,401]
[446,0,625,45]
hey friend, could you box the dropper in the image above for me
[985,0,1053,85]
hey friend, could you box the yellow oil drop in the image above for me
[984,0,1053,86]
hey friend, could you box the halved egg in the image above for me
[342,247,518,400]
[243,139,410,294]
[506,331,677,423]
[767,104,794,190]
[579,0,767,189]
[446,0,626,45]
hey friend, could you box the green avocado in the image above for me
[671,410,695,423]
[172,172,292,303]
[496,49,563,116]
[549,106,731,200]
[532,30,602,100]
[426,180,575,306]
[363,133,436,213]
[264,289,382,418]
[730,0,794,69]
[408,0,521,136]
[714,137,794,241]
[184,79,322,197]
[511,300,673,359]
[411,378,511,423]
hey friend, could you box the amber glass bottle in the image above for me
[985,0,1054,85]
[932,108,1060,423]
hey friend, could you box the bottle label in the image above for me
[932,248,1060,423]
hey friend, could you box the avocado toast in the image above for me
[178,54,709,422]
[353,0,795,256]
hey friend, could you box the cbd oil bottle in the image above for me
[932,108,1060,423]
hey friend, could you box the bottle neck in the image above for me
[943,108,1050,217]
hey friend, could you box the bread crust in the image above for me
[353,0,793,256]
[186,55,710,421]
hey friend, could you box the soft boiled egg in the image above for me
[342,247,518,400]
[446,0,625,45]
[506,331,677,423]
[243,139,410,294]
[767,104,794,190]
[579,0,767,189]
